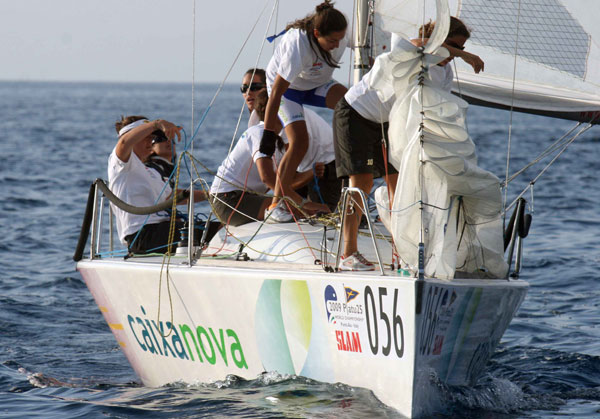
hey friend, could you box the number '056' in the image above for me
[364,286,404,357]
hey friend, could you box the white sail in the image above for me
[376,0,600,123]
[370,0,508,279]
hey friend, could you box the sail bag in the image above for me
[370,0,508,279]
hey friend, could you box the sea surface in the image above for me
[1,81,599,418]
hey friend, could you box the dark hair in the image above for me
[419,16,470,40]
[255,91,284,152]
[254,90,269,121]
[286,1,347,68]
[244,68,266,84]
[115,115,147,134]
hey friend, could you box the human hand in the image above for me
[461,52,484,73]
[314,162,325,178]
[154,119,182,142]
[302,201,330,215]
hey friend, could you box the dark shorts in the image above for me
[125,220,184,254]
[333,97,398,179]
[306,161,343,212]
[210,190,268,226]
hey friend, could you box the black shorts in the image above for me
[125,220,184,254]
[333,97,398,179]
[307,160,343,212]
[210,190,268,226]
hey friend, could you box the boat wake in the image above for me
[1,360,136,392]
[4,351,600,417]
[431,345,600,417]
[171,372,395,417]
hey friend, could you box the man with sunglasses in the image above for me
[108,116,206,255]
[241,68,342,213]
[145,130,176,188]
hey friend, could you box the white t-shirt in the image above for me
[210,122,282,195]
[281,108,335,172]
[247,108,335,173]
[266,28,349,91]
[344,70,396,123]
[108,148,172,244]
[346,62,453,123]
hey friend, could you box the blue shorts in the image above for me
[278,80,337,127]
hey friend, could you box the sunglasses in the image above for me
[151,135,169,145]
[445,40,465,51]
[240,83,265,94]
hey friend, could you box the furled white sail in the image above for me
[375,0,600,123]
[370,0,508,279]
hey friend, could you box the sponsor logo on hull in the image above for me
[335,330,362,353]
[324,284,405,359]
[126,305,248,369]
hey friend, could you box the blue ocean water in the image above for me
[1,81,599,418]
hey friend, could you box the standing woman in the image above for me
[333,17,484,270]
[262,0,348,222]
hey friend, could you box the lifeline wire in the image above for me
[504,122,583,186]
[504,122,593,213]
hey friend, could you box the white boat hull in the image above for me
[78,256,527,417]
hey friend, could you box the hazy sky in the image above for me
[1,0,356,83]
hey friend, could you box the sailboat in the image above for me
[74,0,598,417]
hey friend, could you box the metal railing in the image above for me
[76,181,394,277]
[335,187,386,275]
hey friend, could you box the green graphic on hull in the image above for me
[255,279,312,374]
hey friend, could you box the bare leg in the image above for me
[325,83,348,109]
[386,173,398,205]
[343,173,399,257]
[343,173,374,257]
[272,120,309,206]
[270,82,346,210]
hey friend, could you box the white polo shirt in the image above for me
[108,148,172,243]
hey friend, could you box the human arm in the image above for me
[256,157,277,191]
[291,170,314,190]
[261,75,290,156]
[115,119,181,162]
[443,44,484,73]
[290,161,325,190]
[257,156,309,203]
[411,38,484,74]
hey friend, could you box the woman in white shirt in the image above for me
[210,92,327,226]
[261,1,348,222]
[333,16,484,271]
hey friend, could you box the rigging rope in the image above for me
[212,0,280,196]
[185,0,273,151]
[504,122,583,186]
[94,0,400,271]
[504,122,593,213]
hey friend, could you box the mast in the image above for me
[353,0,371,84]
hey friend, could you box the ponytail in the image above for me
[286,1,347,68]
